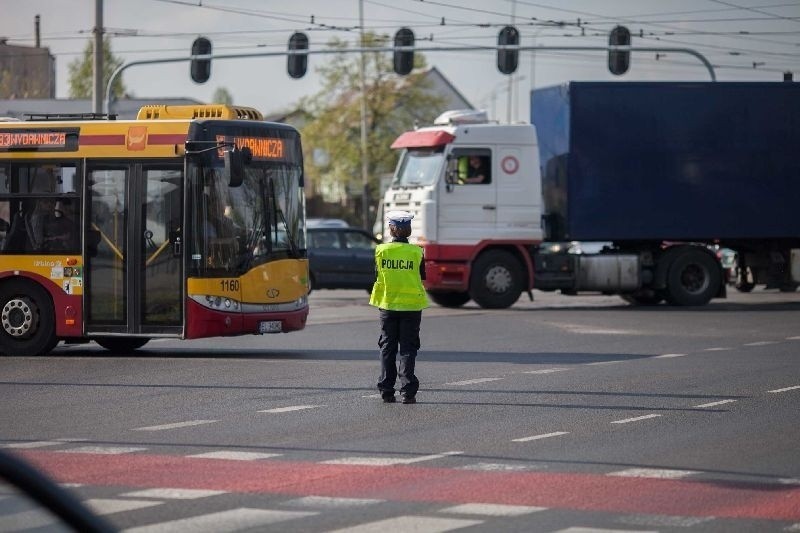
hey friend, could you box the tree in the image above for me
[67,37,126,99]
[298,33,445,225]
[211,87,233,105]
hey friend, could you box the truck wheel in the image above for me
[469,250,523,309]
[94,337,150,353]
[428,291,470,308]
[0,279,58,357]
[665,250,721,306]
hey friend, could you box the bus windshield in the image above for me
[393,149,445,187]
[188,160,305,276]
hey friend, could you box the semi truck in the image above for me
[382,81,800,308]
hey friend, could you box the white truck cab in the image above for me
[384,110,543,308]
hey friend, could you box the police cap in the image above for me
[386,210,414,227]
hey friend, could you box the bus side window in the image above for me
[3,206,28,253]
[0,165,9,194]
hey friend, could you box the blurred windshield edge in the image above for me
[0,449,115,532]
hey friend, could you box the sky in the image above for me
[1,0,798,123]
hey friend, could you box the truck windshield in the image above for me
[393,149,445,187]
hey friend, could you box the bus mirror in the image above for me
[224,146,251,187]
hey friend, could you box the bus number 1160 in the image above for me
[220,279,240,292]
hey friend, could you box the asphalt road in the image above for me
[1,288,799,532]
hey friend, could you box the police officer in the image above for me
[369,210,428,404]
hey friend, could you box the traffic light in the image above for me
[497,26,519,75]
[608,25,631,76]
[393,28,415,76]
[287,32,309,79]
[190,37,212,84]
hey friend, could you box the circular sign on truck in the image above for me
[501,155,519,174]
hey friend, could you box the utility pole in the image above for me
[358,0,370,230]
[506,0,516,123]
[92,0,103,114]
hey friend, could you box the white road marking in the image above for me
[133,420,218,431]
[617,514,714,527]
[122,508,316,533]
[768,385,800,393]
[587,360,624,366]
[362,393,382,398]
[744,341,778,346]
[187,451,282,461]
[59,446,147,454]
[259,405,325,413]
[327,516,482,533]
[458,462,533,472]
[608,468,698,479]
[694,399,737,408]
[0,510,56,530]
[553,527,658,533]
[85,498,163,515]
[611,414,662,424]
[121,488,227,499]
[559,324,640,335]
[787,336,800,340]
[284,496,384,508]
[785,523,800,532]
[440,503,547,516]
[654,353,687,358]
[443,377,503,386]
[522,368,569,374]
[703,347,731,351]
[779,478,800,485]
[2,440,61,449]
[512,431,570,443]
[322,451,463,466]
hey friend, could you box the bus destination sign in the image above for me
[216,135,286,161]
[0,128,80,152]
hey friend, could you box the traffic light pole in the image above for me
[105,44,715,115]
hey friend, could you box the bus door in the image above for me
[84,162,184,337]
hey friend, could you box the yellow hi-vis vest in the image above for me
[369,242,429,311]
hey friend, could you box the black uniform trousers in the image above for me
[377,309,421,397]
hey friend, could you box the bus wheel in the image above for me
[665,249,721,306]
[94,337,150,353]
[428,291,470,308]
[0,279,58,357]
[469,250,523,309]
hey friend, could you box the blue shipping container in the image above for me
[531,82,800,242]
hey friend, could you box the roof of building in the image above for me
[0,97,203,120]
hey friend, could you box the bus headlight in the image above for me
[194,295,243,312]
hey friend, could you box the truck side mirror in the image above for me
[445,156,458,192]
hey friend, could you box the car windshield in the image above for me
[393,149,445,187]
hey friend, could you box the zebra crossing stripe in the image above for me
[122,508,316,533]
[327,516,483,533]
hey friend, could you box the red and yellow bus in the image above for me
[0,104,309,356]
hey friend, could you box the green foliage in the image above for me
[299,33,445,221]
[67,37,126,99]
[211,87,233,105]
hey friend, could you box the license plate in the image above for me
[259,321,282,333]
